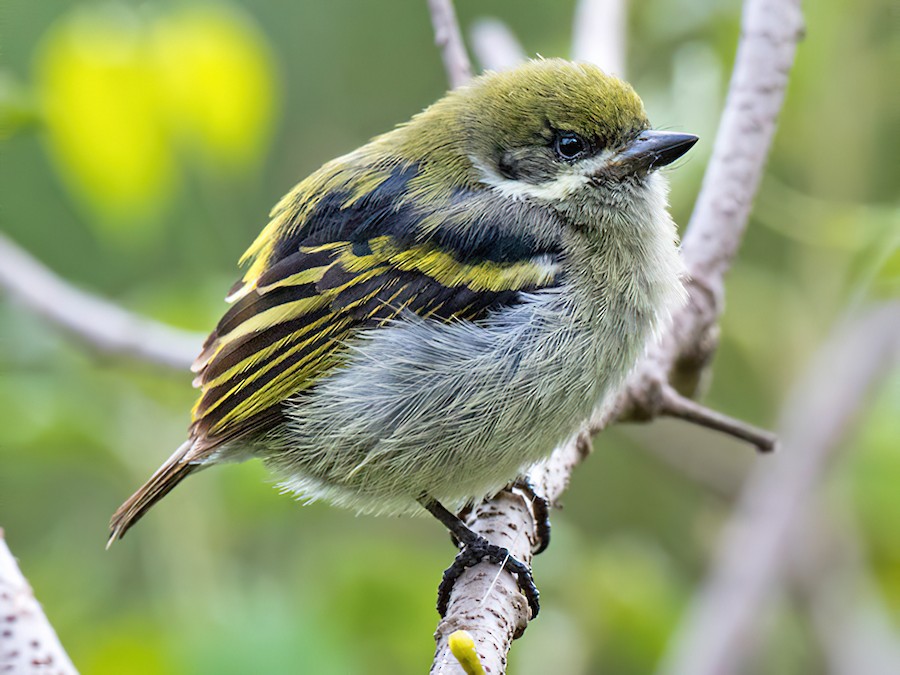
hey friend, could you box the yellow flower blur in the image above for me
[34,2,276,229]
[152,4,276,168]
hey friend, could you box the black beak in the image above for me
[610,130,698,176]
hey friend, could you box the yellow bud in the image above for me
[448,630,486,675]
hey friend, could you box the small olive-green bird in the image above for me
[110,58,696,617]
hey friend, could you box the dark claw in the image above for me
[511,477,552,555]
[436,535,541,619]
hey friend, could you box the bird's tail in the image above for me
[108,441,197,548]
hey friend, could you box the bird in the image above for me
[109,58,696,617]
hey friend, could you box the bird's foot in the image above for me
[437,534,540,619]
[449,478,552,555]
[509,476,551,555]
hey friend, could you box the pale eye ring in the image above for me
[554,132,589,161]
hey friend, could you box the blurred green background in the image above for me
[1,0,897,673]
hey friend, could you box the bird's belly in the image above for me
[264,293,643,516]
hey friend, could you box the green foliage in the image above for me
[0,71,40,138]
[0,0,897,673]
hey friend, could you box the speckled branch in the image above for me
[431,433,593,674]
[0,529,79,674]
[429,0,805,672]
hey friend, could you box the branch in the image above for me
[431,0,804,670]
[572,0,627,77]
[656,303,900,675]
[0,232,202,370]
[431,432,592,673]
[0,528,79,674]
[659,386,776,453]
[621,0,805,405]
[680,0,805,288]
[427,0,473,89]
[469,19,527,72]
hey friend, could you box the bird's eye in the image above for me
[554,132,589,161]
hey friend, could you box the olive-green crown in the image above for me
[388,58,650,187]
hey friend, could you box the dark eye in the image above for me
[554,132,589,161]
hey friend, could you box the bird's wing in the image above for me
[188,160,563,451]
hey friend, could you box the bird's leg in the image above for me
[446,502,472,549]
[418,495,540,618]
[509,476,551,555]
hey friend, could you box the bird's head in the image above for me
[394,59,697,220]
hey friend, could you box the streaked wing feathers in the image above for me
[189,161,562,450]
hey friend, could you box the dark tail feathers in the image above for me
[108,441,197,548]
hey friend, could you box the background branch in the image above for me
[657,302,900,675]
[572,0,627,76]
[792,513,900,675]
[0,232,201,370]
[469,19,526,73]
[427,0,473,89]
[0,529,78,674]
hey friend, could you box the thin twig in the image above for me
[469,19,527,72]
[0,528,79,674]
[660,386,777,453]
[0,233,202,370]
[657,303,900,675]
[572,0,627,77]
[427,0,473,89]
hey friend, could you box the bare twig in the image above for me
[0,528,79,674]
[657,303,900,675]
[680,0,805,289]
[427,0,473,89]
[0,233,202,370]
[572,0,627,77]
[469,19,527,72]
[660,386,777,453]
